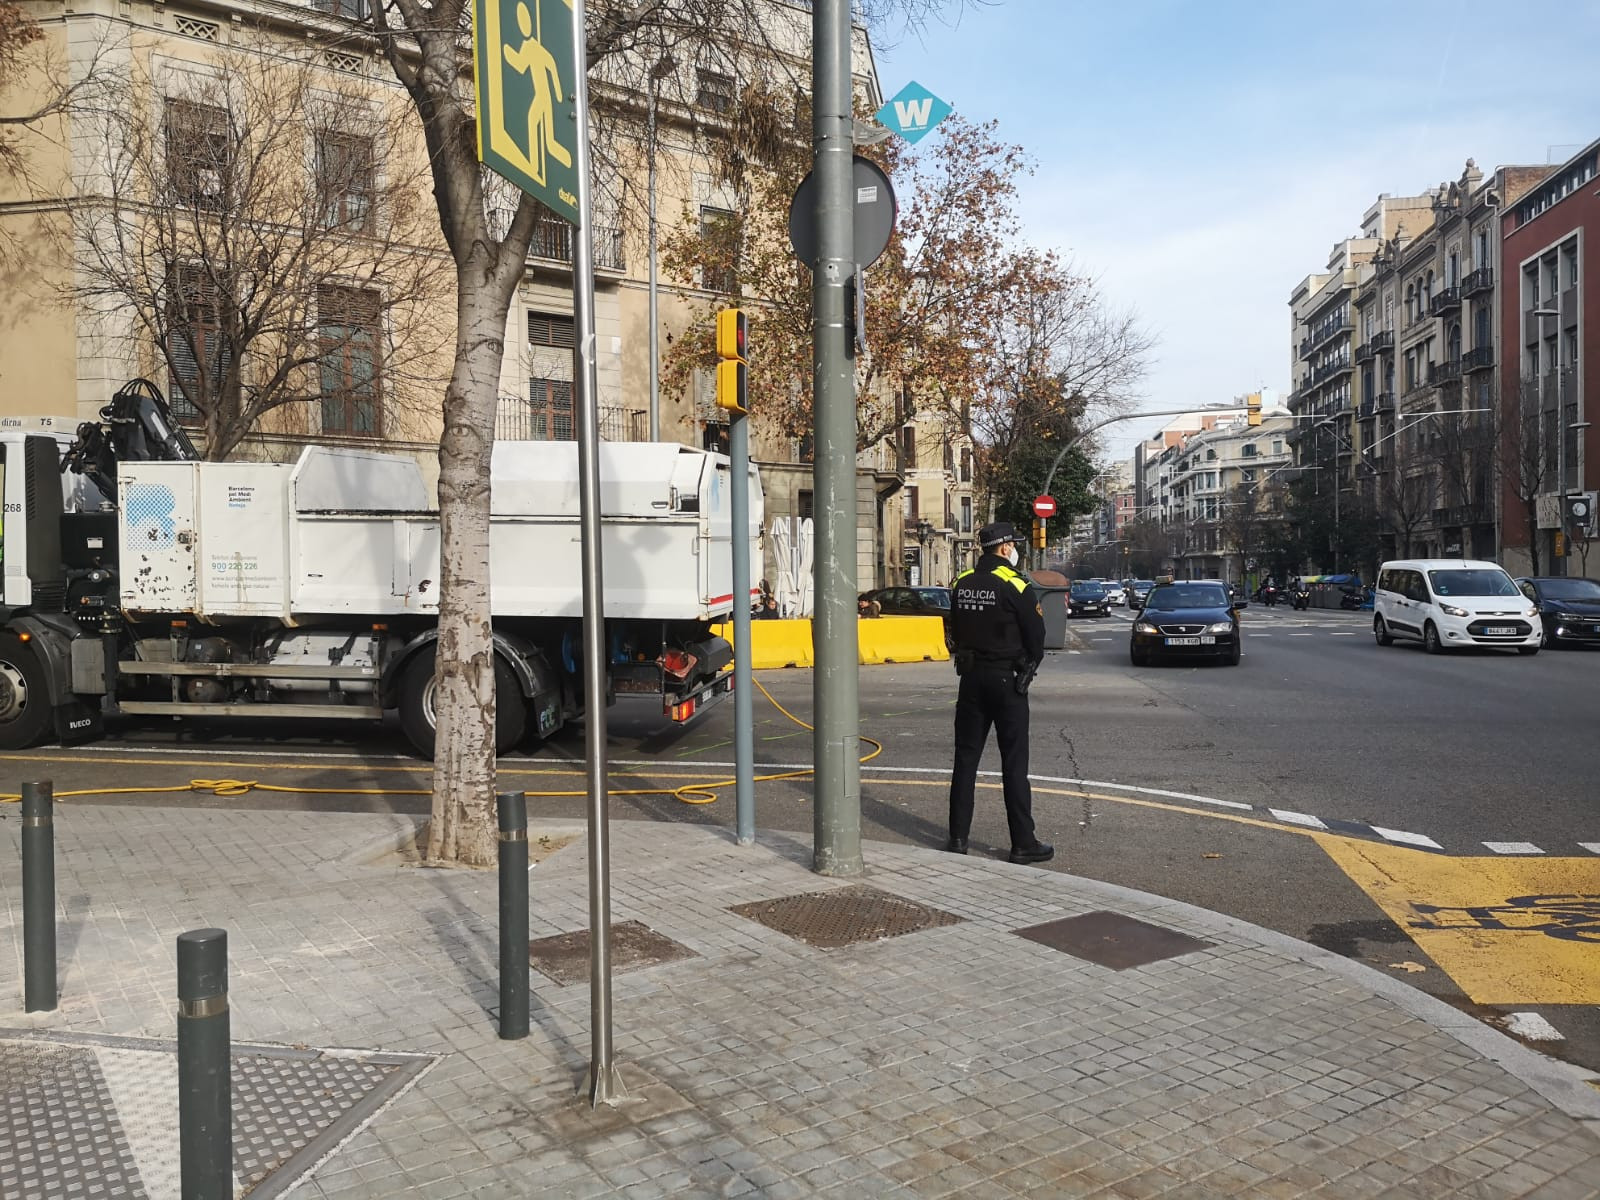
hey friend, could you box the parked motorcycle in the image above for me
[1291,587,1311,611]
[1338,586,1370,611]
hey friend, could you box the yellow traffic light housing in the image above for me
[1032,518,1047,550]
[715,308,748,414]
[1246,391,1262,427]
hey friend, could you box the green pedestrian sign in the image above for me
[472,0,580,225]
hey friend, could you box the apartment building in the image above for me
[1499,138,1600,577]
[1164,414,1294,582]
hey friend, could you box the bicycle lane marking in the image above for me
[1316,833,1600,1005]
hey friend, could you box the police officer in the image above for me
[945,521,1053,864]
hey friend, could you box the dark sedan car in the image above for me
[860,586,950,617]
[1130,580,1241,666]
[1069,580,1110,616]
[1516,576,1600,648]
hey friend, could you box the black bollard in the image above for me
[21,780,57,1012]
[177,928,232,1200]
[498,791,529,1040]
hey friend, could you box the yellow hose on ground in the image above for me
[0,675,883,808]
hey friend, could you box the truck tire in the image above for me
[0,634,54,750]
[397,653,527,759]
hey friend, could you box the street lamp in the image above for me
[645,53,677,443]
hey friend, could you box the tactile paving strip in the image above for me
[0,1030,433,1199]
[1,1039,144,1199]
[729,884,963,948]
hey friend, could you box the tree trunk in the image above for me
[426,264,507,868]
[1527,504,1541,576]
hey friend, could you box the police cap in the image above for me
[978,521,1019,549]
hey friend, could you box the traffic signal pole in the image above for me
[810,0,862,877]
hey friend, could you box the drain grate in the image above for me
[528,920,698,986]
[729,884,962,948]
[1013,910,1214,970]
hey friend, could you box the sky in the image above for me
[874,0,1600,467]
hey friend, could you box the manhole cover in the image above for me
[729,884,961,948]
[1013,910,1214,970]
[528,920,697,986]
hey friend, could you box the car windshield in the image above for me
[1133,580,1154,589]
[914,588,951,609]
[1427,569,1518,598]
[1147,584,1228,609]
[1538,578,1600,601]
[1071,583,1105,596]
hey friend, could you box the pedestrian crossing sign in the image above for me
[874,81,952,145]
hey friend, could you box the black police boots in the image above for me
[1007,841,1054,865]
[943,837,968,855]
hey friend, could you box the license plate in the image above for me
[1165,636,1212,646]
[1485,626,1515,635]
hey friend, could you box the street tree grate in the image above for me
[1013,910,1215,970]
[528,920,698,986]
[729,884,962,948]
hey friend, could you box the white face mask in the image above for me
[1003,547,1020,567]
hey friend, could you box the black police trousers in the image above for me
[947,665,1038,850]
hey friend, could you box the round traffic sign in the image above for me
[1033,495,1056,519]
[787,156,898,270]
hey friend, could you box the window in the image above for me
[1241,443,1257,457]
[1474,303,1491,349]
[528,312,575,347]
[1446,251,1458,288]
[1272,439,1283,454]
[900,425,917,468]
[313,0,368,16]
[314,130,375,231]
[1474,231,1489,270]
[906,485,918,520]
[695,69,735,114]
[959,446,971,482]
[527,378,574,440]
[960,496,972,533]
[1563,242,1579,290]
[165,263,236,420]
[698,206,738,294]
[797,490,813,521]
[318,285,382,436]
[165,98,230,210]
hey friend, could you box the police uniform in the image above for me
[945,522,1053,864]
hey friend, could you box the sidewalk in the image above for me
[3,802,1600,1199]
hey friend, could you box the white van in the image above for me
[1373,559,1542,655]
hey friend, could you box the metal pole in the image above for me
[497,791,529,1040]
[21,779,56,1013]
[177,928,231,1200]
[731,413,756,844]
[568,0,622,1107]
[647,75,660,443]
[810,0,862,877]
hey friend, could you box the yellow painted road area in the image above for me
[1317,833,1600,1005]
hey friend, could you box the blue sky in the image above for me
[876,0,1600,464]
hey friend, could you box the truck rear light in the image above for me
[669,698,696,722]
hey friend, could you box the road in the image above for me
[5,601,1599,1069]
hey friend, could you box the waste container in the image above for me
[1029,570,1071,650]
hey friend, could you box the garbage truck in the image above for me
[0,381,760,756]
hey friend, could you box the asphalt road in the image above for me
[5,601,1599,1069]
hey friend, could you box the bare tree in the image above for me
[1499,376,1548,576]
[75,39,445,459]
[1219,480,1285,584]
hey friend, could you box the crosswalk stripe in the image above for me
[1577,843,1600,855]
[1269,809,1327,829]
[1371,825,1443,850]
[1483,841,1545,855]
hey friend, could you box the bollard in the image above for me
[177,928,232,1200]
[497,792,529,1040]
[21,780,57,1012]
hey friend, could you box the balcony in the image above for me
[1355,342,1377,364]
[1299,320,1354,361]
[1428,287,1461,317]
[1461,267,1494,297]
[1428,359,1462,387]
[1367,329,1394,354]
[1311,358,1353,385]
[528,215,626,272]
[1462,345,1494,374]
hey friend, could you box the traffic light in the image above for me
[1246,391,1262,427]
[715,307,747,414]
[1032,518,1047,550]
[1565,492,1596,539]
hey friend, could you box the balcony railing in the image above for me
[1462,345,1494,373]
[1461,267,1494,297]
[1428,359,1462,387]
[1310,358,1353,384]
[1367,329,1394,353]
[1355,343,1377,364]
[1299,319,1354,361]
[496,397,640,441]
[527,215,626,272]
[1428,287,1461,317]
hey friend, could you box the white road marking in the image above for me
[1483,841,1545,855]
[1504,1012,1565,1041]
[1371,826,1443,850]
[1580,843,1600,855]
[1289,633,1314,637]
[1269,809,1328,829]
[1248,634,1272,638]
[1330,632,1356,637]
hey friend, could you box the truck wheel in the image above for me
[397,653,528,759]
[0,635,54,750]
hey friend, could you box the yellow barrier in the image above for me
[857,615,951,664]
[713,616,949,667]
[712,619,815,668]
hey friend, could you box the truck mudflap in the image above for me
[54,700,102,744]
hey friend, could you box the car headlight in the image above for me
[1134,621,1159,634]
[1206,621,1234,634]
[1439,603,1469,618]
